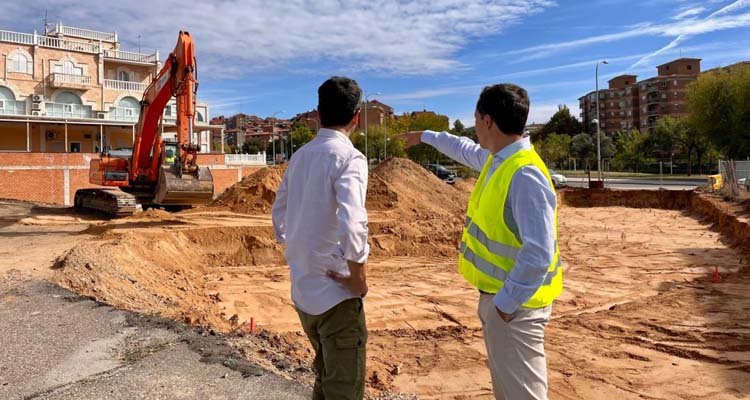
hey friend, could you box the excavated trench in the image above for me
[53,183,750,398]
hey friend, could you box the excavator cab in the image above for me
[164,142,177,165]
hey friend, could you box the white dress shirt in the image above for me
[421,130,557,314]
[272,128,370,315]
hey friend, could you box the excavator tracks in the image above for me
[73,188,142,217]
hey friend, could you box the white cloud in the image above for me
[672,6,706,20]
[631,0,750,68]
[3,0,555,78]
[505,1,750,62]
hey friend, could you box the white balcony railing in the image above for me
[38,35,100,53]
[0,30,34,45]
[104,50,158,64]
[0,29,157,61]
[0,100,26,116]
[225,153,267,166]
[103,79,149,92]
[48,24,117,42]
[108,106,140,122]
[50,73,93,87]
[45,102,93,119]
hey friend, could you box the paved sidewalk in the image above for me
[0,274,309,400]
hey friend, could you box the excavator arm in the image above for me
[130,31,213,205]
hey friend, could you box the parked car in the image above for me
[425,164,457,184]
[549,170,567,188]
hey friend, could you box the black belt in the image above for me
[479,290,496,295]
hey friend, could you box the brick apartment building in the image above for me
[216,113,292,162]
[358,100,394,131]
[0,23,262,205]
[579,58,702,135]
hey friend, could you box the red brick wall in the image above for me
[0,153,263,205]
[0,153,95,167]
[0,169,65,204]
[197,153,226,166]
[210,169,240,197]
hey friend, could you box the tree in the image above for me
[653,116,712,175]
[613,129,651,172]
[536,105,583,141]
[241,137,265,154]
[404,113,451,164]
[536,133,571,168]
[289,124,315,154]
[452,119,465,136]
[688,65,750,159]
[571,133,595,170]
[351,124,406,161]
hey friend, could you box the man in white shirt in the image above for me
[272,76,369,400]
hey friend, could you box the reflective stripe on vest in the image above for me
[461,241,562,285]
[466,219,520,260]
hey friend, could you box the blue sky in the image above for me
[3,0,750,127]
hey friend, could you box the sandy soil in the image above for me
[3,159,749,399]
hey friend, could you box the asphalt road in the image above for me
[565,177,702,191]
[0,273,309,400]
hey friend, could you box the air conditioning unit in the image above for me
[31,111,41,116]
[96,112,107,119]
[31,102,42,111]
[46,131,57,139]
[32,94,44,103]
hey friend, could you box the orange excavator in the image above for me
[74,32,214,215]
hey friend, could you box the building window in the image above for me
[70,142,81,153]
[57,91,83,105]
[687,65,692,70]
[54,60,83,76]
[673,80,678,86]
[9,53,30,74]
[118,71,130,81]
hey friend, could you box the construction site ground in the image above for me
[2,159,749,399]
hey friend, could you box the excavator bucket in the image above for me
[154,165,214,205]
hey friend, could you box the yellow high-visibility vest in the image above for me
[458,147,563,309]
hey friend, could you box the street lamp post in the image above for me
[595,60,608,181]
[271,110,283,164]
[383,115,389,160]
[363,92,381,163]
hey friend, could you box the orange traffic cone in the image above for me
[713,266,721,283]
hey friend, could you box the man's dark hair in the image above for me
[318,77,362,127]
[476,84,530,135]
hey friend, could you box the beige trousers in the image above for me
[478,293,552,400]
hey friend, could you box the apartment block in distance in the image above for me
[0,23,263,206]
[579,58,701,135]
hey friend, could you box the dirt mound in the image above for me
[55,226,284,332]
[366,158,469,257]
[367,158,467,216]
[453,178,476,193]
[211,165,287,214]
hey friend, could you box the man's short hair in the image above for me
[476,84,530,135]
[318,77,362,127]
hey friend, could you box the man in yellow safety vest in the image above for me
[403,83,562,400]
